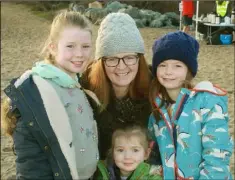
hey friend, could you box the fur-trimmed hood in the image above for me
[13,71,80,179]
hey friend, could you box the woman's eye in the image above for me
[159,64,166,67]
[125,56,136,60]
[176,65,182,67]
[107,58,118,61]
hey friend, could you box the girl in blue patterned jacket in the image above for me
[148,31,234,180]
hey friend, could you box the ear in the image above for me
[49,42,57,56]
[144,148,151,160]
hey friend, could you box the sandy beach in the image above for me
[1,2,234,179]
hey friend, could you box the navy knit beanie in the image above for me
[152,31,199,77]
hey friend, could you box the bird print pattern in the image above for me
[148,82,234,179]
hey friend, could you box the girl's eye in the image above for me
[67,45,74,48]
[83,45,91,49]
[117,149,123,152]
[159,64,166,67]
[133,149,139,152]
[176,65,182,67]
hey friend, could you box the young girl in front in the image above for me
[148,31,234,179]
[94,125,162,180]
[1,11,99,180]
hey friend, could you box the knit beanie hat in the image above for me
[95,12,145,60]
[152,31,199,77]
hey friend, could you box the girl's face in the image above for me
[157,59,188,91]
[51,26,92,78]
[104,52,139,93]
[113,136,149,177]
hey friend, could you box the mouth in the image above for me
[123,162,134,167]
[115,72,129,76]
[163,78,175,81]
[71,61,83,67]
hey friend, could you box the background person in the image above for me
[182,0,194,33]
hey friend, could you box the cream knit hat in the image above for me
[95,12,145,60]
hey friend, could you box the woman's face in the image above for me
[104,52,139,92]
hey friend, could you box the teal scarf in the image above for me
[31,61,79,88]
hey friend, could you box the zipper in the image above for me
[154,94,189,179]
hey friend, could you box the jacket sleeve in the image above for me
[13,115,54,180]
[199,95,234,179]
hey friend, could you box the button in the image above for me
[44,146,49,151]
[29,122,34,126]
[9,106,12,110]
[5,88,11,93]
[54,173,59,177]
[13,97,18,101]
[64,102,70,108]
[80,148,85,153]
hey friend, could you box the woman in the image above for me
[81,12,161,165]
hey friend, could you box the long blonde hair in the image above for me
[1,11,94,137]
[1,97,17,136]
[87,54,151,110]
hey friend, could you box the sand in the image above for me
[1,2,234,179]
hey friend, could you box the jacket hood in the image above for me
[192,81,227,96]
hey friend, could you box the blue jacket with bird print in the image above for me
[148,81,234,180]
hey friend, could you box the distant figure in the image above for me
[215,0,230,19]
[182,0,194,34]
[88,1,103,9]
[207,0,235,45]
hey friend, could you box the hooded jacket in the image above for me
[148,81,234,180]
[4,62,99,180]
[94,161,162,180]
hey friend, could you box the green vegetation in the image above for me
[21,2,69,20]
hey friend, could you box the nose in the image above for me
[165,66,173,75]
[116,58,127,69]
[74,47,83,57]
[124,150,132,159]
